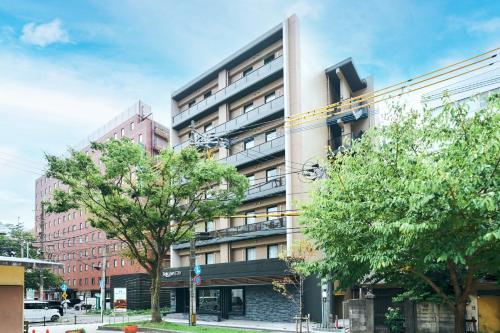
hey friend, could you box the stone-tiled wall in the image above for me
[230,285,299,322]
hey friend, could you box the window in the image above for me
[267,206,278,220]
[204,123,213,133]
[188,100,196,108]
[243,103,254,113]
[205,252,215,265]
[266,168,278,182]
[264,54,275,65]
[265,91,276,103]
[244,138,255,150]
[198,289,220,313]
[246,174,255,186]
[121,259,125,267]
[79,278,82,286]
[79,223,82,230]
[204,91,212,99]
[91,277,95,285]
[268,244,279,259]
[246,247,256,261]
[85,278,88,285]
[242,66,253,77]
[130,122,135,131]
[85,264,88,271]
[265,129,277,142]
[245,211,256,225]
[114,259,118,267]
[113,133,118,139]
[230,288,244,313]
[138,134,143,144]
[121,128,125,137]
[206,221,215,232]
[73,279,76,286]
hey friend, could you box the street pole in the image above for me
[39,203,45,300]
[189,237,196,326]
[101,244,107,323]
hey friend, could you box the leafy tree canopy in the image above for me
[45,140,248,321]
[302,94,500,332]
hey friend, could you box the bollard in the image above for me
[46,329,49,333]
[32,329,35,333]
[43,317,46,326]
[74,315,77,324]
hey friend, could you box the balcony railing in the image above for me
[244,176,285,202]
[326,100,369,125]
[172,56,284,129]
[211,96,284,138]
[172,96,285,153]
[222,135,285,168]
[211,217,286,238]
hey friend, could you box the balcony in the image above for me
[172,96,285,152]
[172,218,286,250]
[222,135,285,169]
[172,56,284,129]
[243,176,285,202]
[326,100,369,125]
[211,96,284,138]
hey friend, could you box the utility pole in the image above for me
[100,244,107,323]
[39,203,45,300]
[189,237,196,326]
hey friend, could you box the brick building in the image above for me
[34,101,169,301]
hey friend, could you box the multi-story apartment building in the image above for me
[163,16,374,322]
[34,101,169,301]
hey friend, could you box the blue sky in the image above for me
[0,0,499,229]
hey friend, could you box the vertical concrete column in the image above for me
[365,291,375,333]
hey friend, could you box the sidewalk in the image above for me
[164,317,297,332]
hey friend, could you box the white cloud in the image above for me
[467,17,500,33]
[20,19,69,47]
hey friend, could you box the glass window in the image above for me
[121,259,125,267]
[267,206,278,220]
[130,122,135,131]
[114,259,118,267]
[121,128,125,137]
[114,133,118,139]
[266,168,278,181]
[264,54,275,65]
[230,288,244,313]
[268,245,279,259]
[243,67,253,77]
[246,174,255,186]
[198,289,220,313]
[265,92,276,103]
[205,252,215,265]
[138,134,143,144]
[204,91,212,99]
[266,129,277,142]
[245,211,256,225]
[204,123,213,133]
[244,138,255,150]
[206,221,215,232]
[188,100,196,108]
[246,247,256,261]
[243,103,254,113]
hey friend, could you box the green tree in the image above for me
[302,95,500,333]
[0,224,62,291]
[45,140,248,322]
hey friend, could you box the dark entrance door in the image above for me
[220,288,230,319]
[175,288,189,313]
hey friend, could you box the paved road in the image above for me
[30,323,107,333]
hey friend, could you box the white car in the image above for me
[24,301,61,322]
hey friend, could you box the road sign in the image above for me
[193,275,202,286]
[60,283,67,292]
[61,292,68,300]
[194,264,201,275]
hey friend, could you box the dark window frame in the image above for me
[264,54,275,65]
[267,244,279,259]
[242,66,253,77]
[229,287,245,315]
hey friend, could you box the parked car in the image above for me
[68,298,82,308]
[24,301,60,322]
[74,303,92,311]
[47,300,63,316]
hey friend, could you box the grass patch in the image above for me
[104,320,265,333]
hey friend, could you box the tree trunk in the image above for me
[453,301,466,333]
[150,266,162,322]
